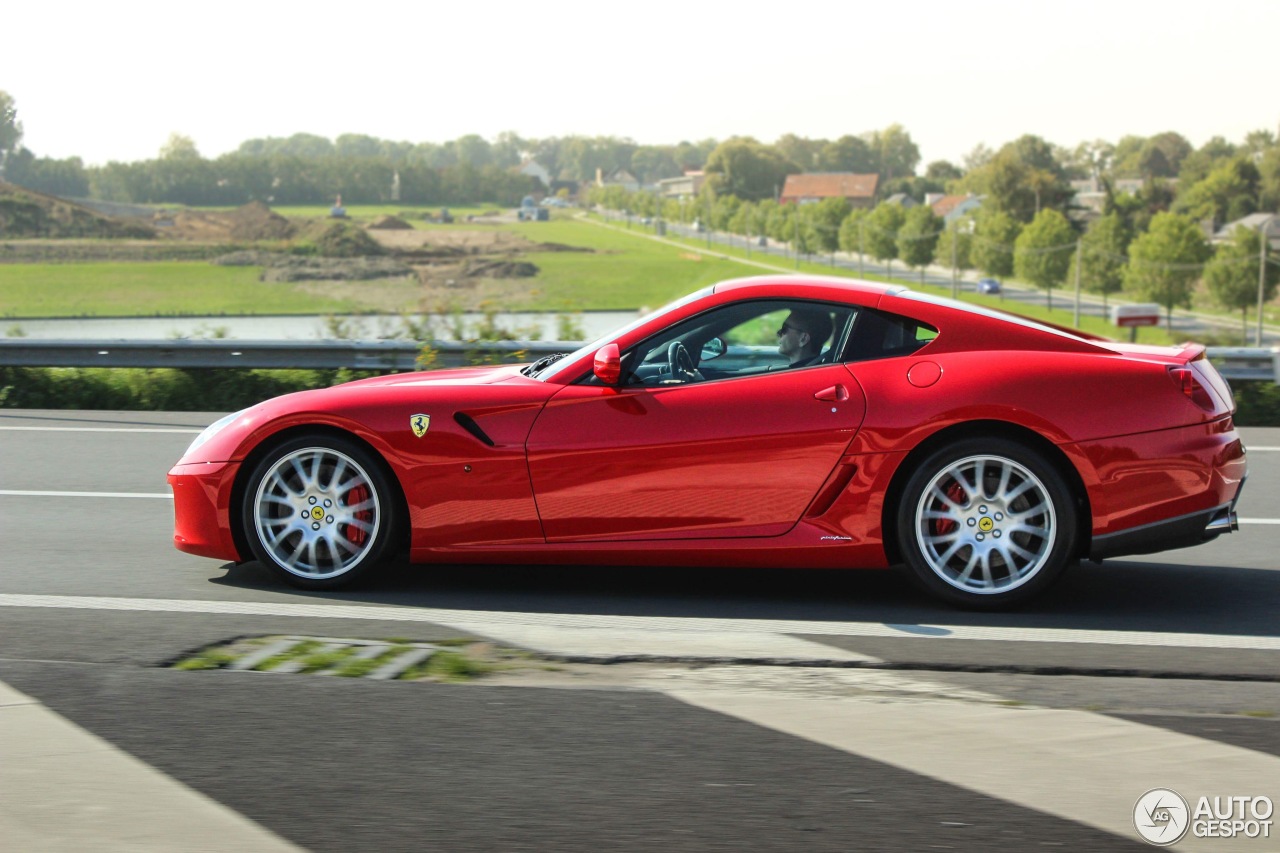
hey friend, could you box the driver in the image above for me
[777,308,833,368]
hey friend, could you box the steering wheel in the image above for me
[666,341,698,383]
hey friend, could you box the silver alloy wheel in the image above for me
[913,454,1057,595]
[252,446,382,580]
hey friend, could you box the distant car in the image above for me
[977,278,1001,295]
[169,275,1246,609]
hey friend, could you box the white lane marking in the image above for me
[671,689,1280,852]
[0,681,304,851]
[2,594,1279,651]
[0,426,202,433]
[1246,446,1280,451]
[0,490,172,499]
[1240,518,1280,524]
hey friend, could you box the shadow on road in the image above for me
[210,556,1280,637]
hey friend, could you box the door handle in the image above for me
[814,384,848,402]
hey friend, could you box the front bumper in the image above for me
[168,460,243,562]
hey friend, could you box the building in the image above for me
[657,171,705,199]
[596,168,640,192]
[779,173,878,208]
[1213,212,1280,250]
[929,193,984,224]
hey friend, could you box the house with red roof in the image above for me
[779,173,878,208]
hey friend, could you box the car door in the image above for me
[525,302,866,543]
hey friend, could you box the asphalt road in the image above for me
[1,408,1278,851]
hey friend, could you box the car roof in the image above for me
[712,275,904,301]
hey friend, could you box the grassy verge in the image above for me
[0,261,368,318]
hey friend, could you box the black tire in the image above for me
[895,437,1077,609]
[240,434,400,589]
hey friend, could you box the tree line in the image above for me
[1,89,1277,339]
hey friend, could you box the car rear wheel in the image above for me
[241,435,399,589]
[896,438,1077,609]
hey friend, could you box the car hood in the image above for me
[176,363,554,465]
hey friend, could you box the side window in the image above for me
[585,300,854,386]
[842,309,938,363]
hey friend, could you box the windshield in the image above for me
[532,286,715,381]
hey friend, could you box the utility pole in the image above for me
[1073,239,1082,329]
[794,209,800,270]
[858,219,865,278]
[950,222,958,299]
[1259,214,1274,346]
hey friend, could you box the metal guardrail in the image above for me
[0,340,1276,383]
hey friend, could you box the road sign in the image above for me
[1110,304,1161,328]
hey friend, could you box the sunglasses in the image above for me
[777,323,803,337]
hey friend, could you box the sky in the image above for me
[4,0,1278,169]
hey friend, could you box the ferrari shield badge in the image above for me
[410,414,431,438]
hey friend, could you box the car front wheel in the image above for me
[241,435,399,589]
[896,438,1077,609]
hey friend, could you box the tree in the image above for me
[966,135,1071,221]
[808,197,851,253]
[838,209,869,273]
[1124,212,1212,330]
[935,218,975,273]
[865,123,920,184]
[774,134,824,171]
[924,160,964,183]
[1014,209,1076,309]
[0,90,21,176]
[864,202,906,275]
[971,210,1022,279]
[1069,212,1130,308]
[160,133,200,161]
[703,137,796,201]
[1175,157,1260,226]
[1204,225,1280,343]
[1177,136,1237,187]
[819,135,876,173]
[897,205,943,284]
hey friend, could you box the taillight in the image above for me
[1168,366,1216,412]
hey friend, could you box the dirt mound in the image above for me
[227,201,295,241]
[368,215,414,230]
[261,256,413,283]
[534,242,592,253]
[166,201,295,242]
[304,220,386,257]
[0,181,156,239]
[463,259,539,278]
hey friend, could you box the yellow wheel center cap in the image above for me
[310,507,325,521]
[978,517,995,532]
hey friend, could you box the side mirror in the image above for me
[593,343,621,385]
[700,337,726,360]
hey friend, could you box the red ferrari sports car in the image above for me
[169,276,1247,608]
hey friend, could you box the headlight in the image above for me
[184,410,244,457]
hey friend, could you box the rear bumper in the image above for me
[1089,487,1243,561]
[168,460,243,562]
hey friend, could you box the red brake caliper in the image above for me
[344,485,370,547]
[931,480,966,536]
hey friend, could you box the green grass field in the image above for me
[0,262,363,318]
[0,211,1258,348]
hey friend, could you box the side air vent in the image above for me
[453,412,496,447]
